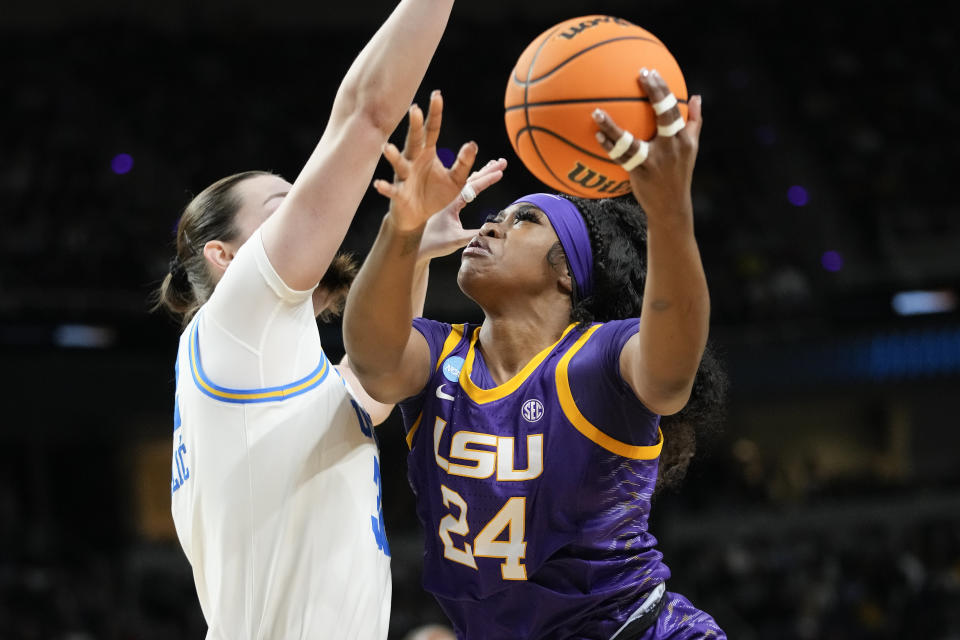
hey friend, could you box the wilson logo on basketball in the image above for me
[557,16,633,40]
[521,399,545,423]
[568,163,632,196]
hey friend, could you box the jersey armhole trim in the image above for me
[435,323,466,371]
[405,324,466,449]
[189,316,330,404]
[405,412,423,449]
[555,323,663,460]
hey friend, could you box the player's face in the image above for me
[230,174,293,247]
[457,203,570,304]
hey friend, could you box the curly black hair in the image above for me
[556,194,729,493]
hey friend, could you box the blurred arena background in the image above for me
[2,0,958,637]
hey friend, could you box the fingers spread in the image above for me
[382,142,410,181]
[592,110,646,170]
[448,141,478,185]
[594,129,615,155]
[640,68,686,139]
[469,168,504,195]
[424,90,444,149]
[592,108,626,145]
[638,68,669,112]
[453,159,505,210]
[372,178,397,199]
[402,104,425,161]
[468,158,508,182]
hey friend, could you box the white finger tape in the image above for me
[608,130,634,160]
[651,93,678,115]
[461,184,477,203]
[621,140,650,171]
[657,117,686,137]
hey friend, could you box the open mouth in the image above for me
[463,237,490,256]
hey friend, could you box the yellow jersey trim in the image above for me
[555,324,663,460]
[436,324,466,371]
[460,324,577,404]
[189,318,330,404]
[406,412,423,449]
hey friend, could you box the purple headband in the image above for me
[511,193,594,300]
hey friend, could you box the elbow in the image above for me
[342,341,380,385]
[333,77,400,138]
[639,378,695,417]
[358,95,401,137]
[356,373,410,406]
[343,343,404,401]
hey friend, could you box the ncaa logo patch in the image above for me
[521,399,545,423]
[442,356,464,382]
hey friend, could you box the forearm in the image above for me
[343,214,425,380]
[259,0,454,291]
[411,261,430,319]
[333,0,454,134]
[637,213,710,400]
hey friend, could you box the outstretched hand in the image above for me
[418,158,508,261]
[592,68,703,222]
[374,90,505,235]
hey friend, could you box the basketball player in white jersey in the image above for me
[152,1,506,637]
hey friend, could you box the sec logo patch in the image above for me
[521,399,544,423]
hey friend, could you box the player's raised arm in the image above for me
[593,68,710,416]
[258,0,456,292]
[343,92,505,403]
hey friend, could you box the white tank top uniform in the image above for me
[170,228,391,639]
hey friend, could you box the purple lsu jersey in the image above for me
[400,318,672,639]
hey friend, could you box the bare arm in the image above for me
[260,0,455,291]
[345,216,434,404]
[343,93,506,403]
[594,69,710,416]
[336,259,429,426]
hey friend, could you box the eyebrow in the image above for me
[263,192,289,205]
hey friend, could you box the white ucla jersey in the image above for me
[170,229,391,640]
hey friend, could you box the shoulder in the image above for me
[561,318,654,412]
[412,318,472,365]
[564,319,639,367]
[556,320,661,456]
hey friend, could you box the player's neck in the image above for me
[476,311,571,386]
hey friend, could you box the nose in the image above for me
[480,221,503,239]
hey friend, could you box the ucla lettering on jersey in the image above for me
[171,361,190,495]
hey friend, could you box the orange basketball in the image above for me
[504,15,688,199]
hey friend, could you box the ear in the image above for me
[547,242,574,295]
[203,240,235,280]
[557,266,573,296]
[311,286,332,319]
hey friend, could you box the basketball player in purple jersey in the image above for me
[344,68,725,639]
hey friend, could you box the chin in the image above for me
[456,267,483,306]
